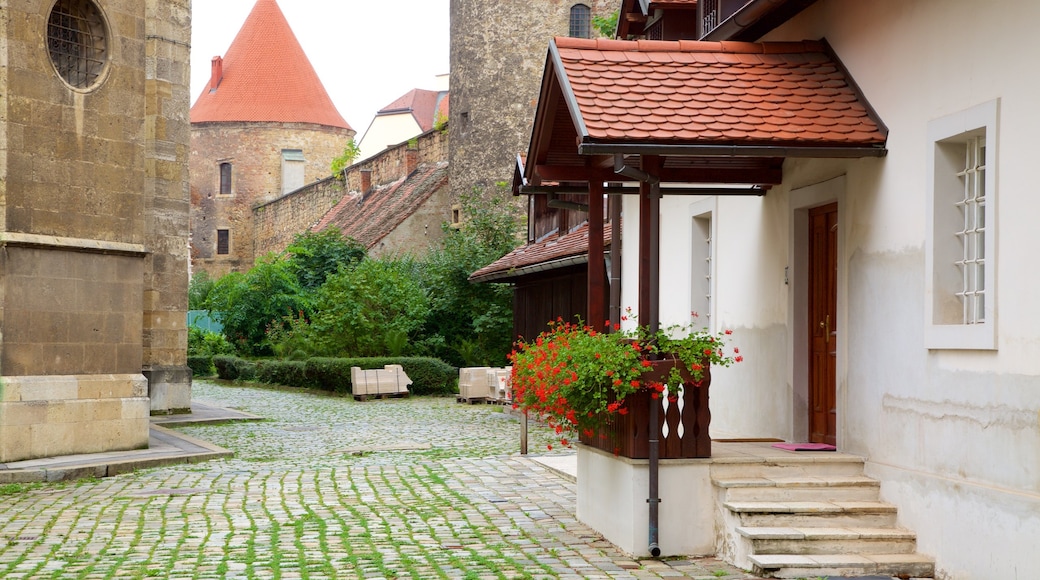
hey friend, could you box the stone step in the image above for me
[724,500,898,528]
[714,475,881,502]
[748,552,935,578]
[736,526,917,555]
[711,454,866,480]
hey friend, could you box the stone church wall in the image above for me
[0,0,191,461]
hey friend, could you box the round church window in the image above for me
[47,0,109,90]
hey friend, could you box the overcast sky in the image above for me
[190,0,451,137]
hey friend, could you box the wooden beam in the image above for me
[534,163,783,185]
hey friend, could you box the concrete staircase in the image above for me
[712,450,934,578]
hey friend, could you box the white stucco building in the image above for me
[498,0,1040,577]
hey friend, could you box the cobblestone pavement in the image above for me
[0,381,765,579]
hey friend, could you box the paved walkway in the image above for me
[0,381,764,579]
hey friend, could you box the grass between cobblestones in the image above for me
[0,381,761,579]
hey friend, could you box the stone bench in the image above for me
[350,365,412,400]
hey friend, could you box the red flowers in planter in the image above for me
[509,311,741,448]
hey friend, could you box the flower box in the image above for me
[578,359,711,459]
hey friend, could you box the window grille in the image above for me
[217,230,230,255]
[955,137,986,324]
[47,0,108,89]
[219,163,232,195]
[569,4,591,38]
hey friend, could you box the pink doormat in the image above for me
[771,442,837,452]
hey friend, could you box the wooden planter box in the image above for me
[579,360,711,459]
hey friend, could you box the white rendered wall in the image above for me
[619,1,1040,577]
[356,113,422,162]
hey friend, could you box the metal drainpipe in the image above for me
[613,154,663,558]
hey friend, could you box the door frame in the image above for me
[789,176,847,445]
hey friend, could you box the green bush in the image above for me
[256,360,307,387]
[398,357,458,396]
[187,355,214,378]
[303,357,354,393]
[213,356,240,380]
[211,354,457,396]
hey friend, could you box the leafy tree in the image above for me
[593,11,619,38]
[188,271,215,310]
[285,227,366,290]
[330,139,361,175]
[206,256,308,356]
[418,185,523,366]
[302,257,430,357]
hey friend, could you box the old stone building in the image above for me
[189,0,354,277]
[255,126,451,260]
[0,0,192,462]
[448,0,614,199]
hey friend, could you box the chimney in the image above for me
[210,57,223,91]
[405,147,418,177]
[360,169,372,196]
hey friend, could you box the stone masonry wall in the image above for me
[190,122,354,277]
[142,0,192,412]
[254,127,449,257]
[448,0,614,199]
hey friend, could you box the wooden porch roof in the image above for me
[516,37,887,193]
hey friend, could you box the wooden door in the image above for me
[808,203,838,445]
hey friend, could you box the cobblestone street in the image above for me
[0,382,763,579]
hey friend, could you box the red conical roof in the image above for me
[190,0,351,129]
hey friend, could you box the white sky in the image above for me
[189,0,451,137]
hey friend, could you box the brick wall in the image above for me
[190,121,354,277]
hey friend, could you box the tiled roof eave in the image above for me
[469,254,593,284]
[576,141,888,159]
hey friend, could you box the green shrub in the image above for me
[234,358,257,381]
[303,357,354,393]
[213,356,240,380]
[398,357,458,396]
[187,355,214,378]
[213,354,457,396]
[256,360,307,387]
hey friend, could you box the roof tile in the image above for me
[191,0,349,129]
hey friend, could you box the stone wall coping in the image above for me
[0,233,147,256]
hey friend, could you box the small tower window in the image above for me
[216,229,230,255]
[219,162,232,195]
[569,4,591,38]
[47,0,109,90]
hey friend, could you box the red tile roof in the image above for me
[553,37,885,147]
[190,0,350,129]
[313,162,448,249]
[469,222,612,283]
[376,89,449,132]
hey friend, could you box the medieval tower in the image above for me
[448,0,614,200]
[190,0,354,277]
[0,0,192,462]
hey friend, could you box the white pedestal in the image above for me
[576,444,716,557]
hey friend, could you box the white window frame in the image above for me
[925,99,998,350]
[689,197,717,332]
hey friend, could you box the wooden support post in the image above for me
[588,180,606,330]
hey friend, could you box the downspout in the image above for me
[614,153,663,558]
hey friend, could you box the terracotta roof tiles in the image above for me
[469,222,612,283]
[190,0,350,129]
[313,162,448,249]
[552,37,885,147]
